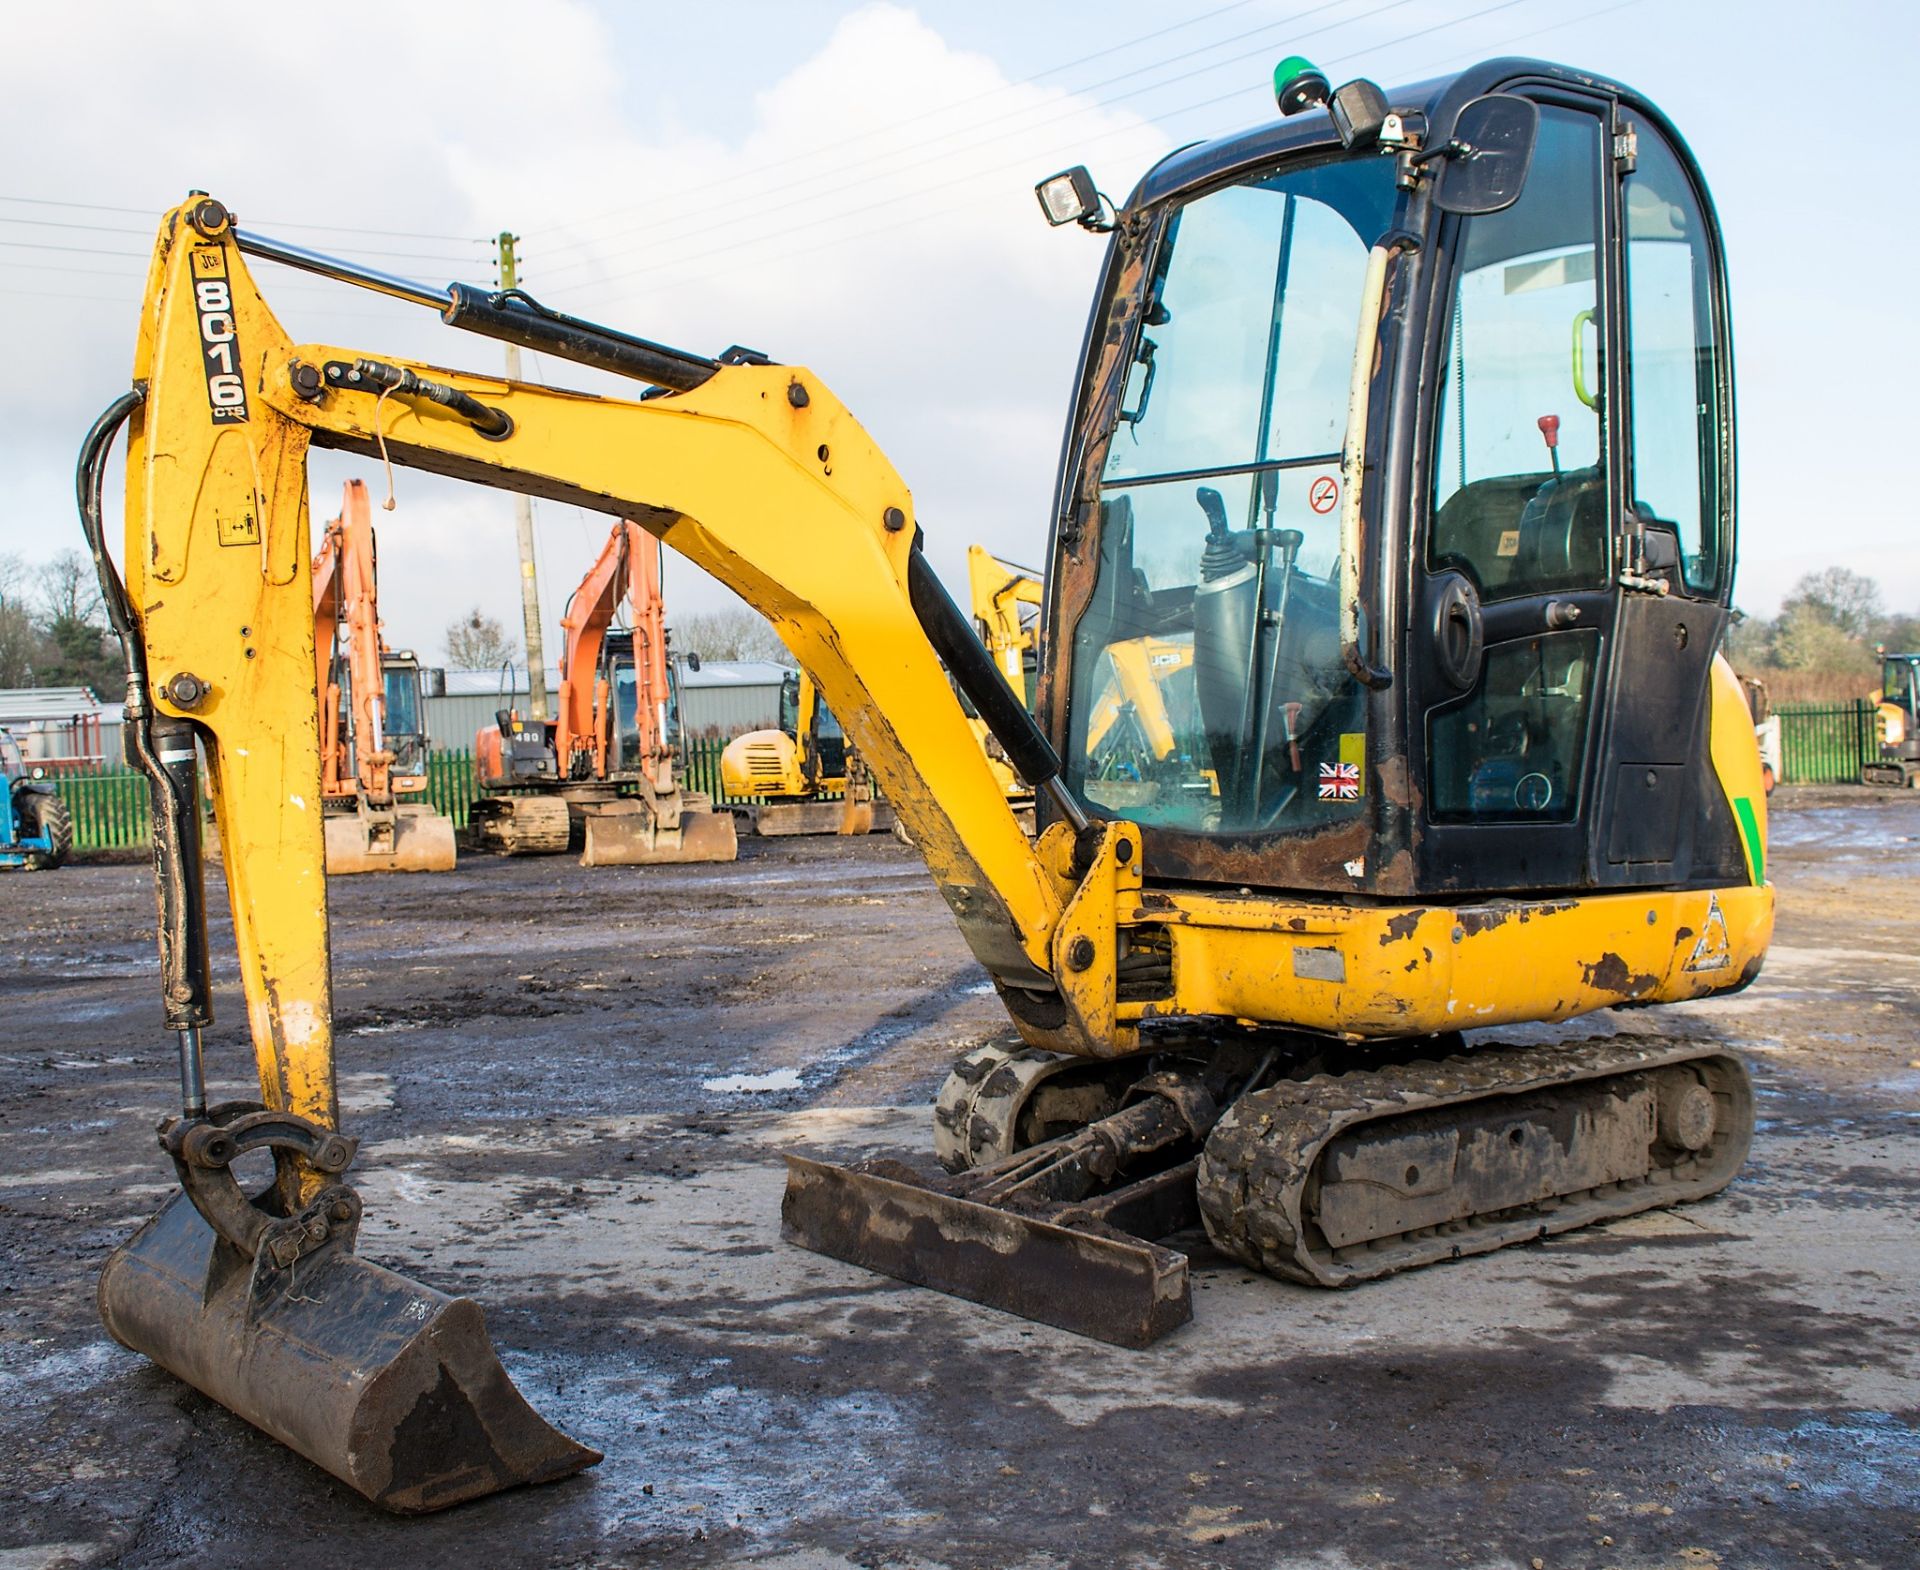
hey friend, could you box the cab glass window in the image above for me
[1431,106,1609,599]
[1624,127,1724,594]
[1428,631,1599,820]
[1068,154,1398,835]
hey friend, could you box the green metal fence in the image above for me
[1776,699,1876,785]
[55,768,151,850]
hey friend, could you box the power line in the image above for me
[530,0,1271,242]
[566,0,1521,300]
[566,0,1573,311]
[548,0,1422,293]
[535,0,1368,274]
[0,192,482,245]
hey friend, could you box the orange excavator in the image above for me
[471,518,738,865]
[311,480,456,874]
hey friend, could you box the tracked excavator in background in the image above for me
[469,518,738,864]
[86,54,1770,1513]
[1865,651,1920,787]
[719,666,890,835]
[310,479,457,874]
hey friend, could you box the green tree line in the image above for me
[1727,568,1917,698]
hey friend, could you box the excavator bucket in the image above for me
[100,1191,600,1513]
[323,804,458,875]
[781,1154,1193,1349]
[578,798,739,866]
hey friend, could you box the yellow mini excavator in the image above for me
[719,666,890,835]
[86,54,1769,1513]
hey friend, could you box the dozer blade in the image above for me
[750,801,895,837]
[579,800,739,866]
[781,1154,1190,1349]
[99,1192,600,1513]
[323,805,457,875]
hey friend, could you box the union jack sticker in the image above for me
[1318,761,1360,800]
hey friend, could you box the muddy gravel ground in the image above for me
[2,792,1917,1570]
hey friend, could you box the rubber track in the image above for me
[470,796,572,855]
[1196,1036,1752,1286]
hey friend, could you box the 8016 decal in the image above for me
[191,247,248,424]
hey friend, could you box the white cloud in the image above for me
[1,1,1168,661]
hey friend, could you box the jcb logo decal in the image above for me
[191,247,248,425]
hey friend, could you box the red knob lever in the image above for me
[1536,413,1560,450]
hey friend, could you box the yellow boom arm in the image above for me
[119,201,1066,1141]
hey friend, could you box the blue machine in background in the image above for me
[0,727,72,871]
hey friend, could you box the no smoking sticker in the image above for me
[1308,474,1339,514]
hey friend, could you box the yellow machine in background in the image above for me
[720,667,889,835]
[311,479,457,873]
[85,54,1771,1514]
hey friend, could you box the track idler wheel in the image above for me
[98,1104,599,1512]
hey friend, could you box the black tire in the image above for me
[20,792,72,870]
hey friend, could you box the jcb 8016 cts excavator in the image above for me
[719,666,890,835]
[470,518,738,863]
[86,54,1769,1512]
[311,479,457,873]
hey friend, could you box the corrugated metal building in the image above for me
[0,687,117,770]
[678,660,788,739]
[425,661,789,749]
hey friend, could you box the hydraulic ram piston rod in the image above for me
[233,227,718,391]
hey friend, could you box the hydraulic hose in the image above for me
[906,543,1089,832]
[76,389,212,1111]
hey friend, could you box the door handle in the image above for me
[1431,572,1484,693]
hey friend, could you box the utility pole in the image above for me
[496,231,548,720]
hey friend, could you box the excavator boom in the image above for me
[468,516,736,863]
[310,480,457,873]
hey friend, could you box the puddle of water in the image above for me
[704,1069,805,1095]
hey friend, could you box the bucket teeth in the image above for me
[100,1192,599,1513]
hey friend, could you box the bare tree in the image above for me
[669,607,789,664]
[444,607,519,670]
[36,550,104,627]
[33,550,117,693]
[0,553,41,687]
[1780,567,1882,642]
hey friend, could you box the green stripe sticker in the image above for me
[1732,795,1764,885]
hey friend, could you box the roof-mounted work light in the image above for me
[1034,166,1113,231]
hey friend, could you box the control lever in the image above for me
[1537,413,1562,478]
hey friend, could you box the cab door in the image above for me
[1593,109,1736,884]
[1410,94,1737,895]
[1412,97,1621,893]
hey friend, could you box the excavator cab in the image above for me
[1050,64,1759,899]
[379,651,433,790]
[1867,652,1920,786]
[720,668,887,835]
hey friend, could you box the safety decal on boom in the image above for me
[191,248,249,425]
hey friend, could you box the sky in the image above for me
[2,0,1914,664]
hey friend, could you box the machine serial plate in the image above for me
[190,247,249,426]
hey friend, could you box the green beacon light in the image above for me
[1274,55,1331,116]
